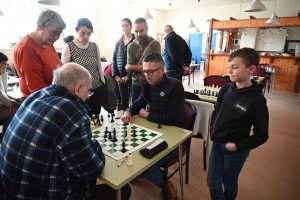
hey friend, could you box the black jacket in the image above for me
[127,75,185,128]
[163,32,192,71]
[210,81,269,152]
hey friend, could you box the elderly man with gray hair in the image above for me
[0,63,131,199]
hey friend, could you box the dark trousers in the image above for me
[165,70,183,82]
[131,84,141,104]
[118,81,130,110]
[86,84,106,118]
[90,184,131,200]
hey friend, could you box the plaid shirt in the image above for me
[0,85,105,199]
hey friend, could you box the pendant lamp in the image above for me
[266,0,279,24]
[144,8,153,20]
[195,27,200,33]
[187,0,196,28]
[37,0,61,5]
[244,0,266,12]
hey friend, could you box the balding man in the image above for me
[0,63,131,199]
[162,25,192,82]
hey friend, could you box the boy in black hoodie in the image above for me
[207,48,269,200]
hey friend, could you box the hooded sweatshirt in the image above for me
[210,80,269,152]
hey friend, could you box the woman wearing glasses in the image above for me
[61,18,105,117]
[13,9,66,103]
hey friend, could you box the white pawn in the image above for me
[127,153,133,165]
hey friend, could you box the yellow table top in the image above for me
[96,112,193,189]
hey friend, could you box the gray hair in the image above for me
[52,63,91,90]
[36,9,66,31]
[164,25,173,31]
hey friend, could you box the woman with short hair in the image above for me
[13,9,66,103]
[61,18,106,117]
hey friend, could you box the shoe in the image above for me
[159,181,177,200]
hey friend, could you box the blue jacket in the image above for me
[163,32,192,71]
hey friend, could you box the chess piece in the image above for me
[132,130,137,137]
[124,130,127,138]
[158,123,161,129]
[101,115,104,122]
[91,114,95,122]
[108,131,112,140]
[127,153,133,165]
[110,113,115,123]
[121,141,126,153]
[112,128,117,142]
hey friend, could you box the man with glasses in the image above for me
[126,17,161,103]
[162,25,192,82]
[0,63,131,199]
[121,53,184,200]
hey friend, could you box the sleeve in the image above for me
[112,44,119,78]
[127,43,136,65]
[152,41,161,54]
[126,93,147,116]
[60,117,106,181]
[0,74,12,107]
[235,97,269,151]
[61,43,71,64]
[148,82,185,125]
[95,43,106,84]
[165,38,184,66]
[183,42,192,66]
[16,46,51,93]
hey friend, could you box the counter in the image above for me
[205,53,300,92]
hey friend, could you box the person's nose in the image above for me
[228,67,232,74]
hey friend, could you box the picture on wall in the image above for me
[156,33,163,42]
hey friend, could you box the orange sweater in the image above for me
[13,35,62,97]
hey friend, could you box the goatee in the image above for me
[136,35,148,46]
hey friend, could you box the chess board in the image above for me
[92,119,163,161]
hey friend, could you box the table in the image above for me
[97,112,193,200]
[185,85,218,104]
[188,64,200,86]
[265,71,276,98]
[7,76,19,86]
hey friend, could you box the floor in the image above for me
[126,70,300,200]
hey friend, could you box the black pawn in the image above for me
[108,131,112,140]
[112,130,117,142]
[158,123,161,129]
[101,115,104,122]
[132,130,137,137]
[104,127,108,138]
[121,141,126,153]
[110,113,114,123]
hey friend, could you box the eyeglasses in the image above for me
[44,27,64,38]
[1,62,8,66]
[141,67,162,76]
[79,31,92,37]
[88,91,94,97]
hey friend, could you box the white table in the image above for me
[7,76,19,86]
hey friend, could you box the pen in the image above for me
[118,157,126,167]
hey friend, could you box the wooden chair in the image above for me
[253,67,266,93]
[258,63,273,93]
[203,75,228,87]
[160,100,197,199]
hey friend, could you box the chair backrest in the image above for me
[223,75,232,83]
[183,100,197,131]
[185,91,201,101]
[253,67,265,77]
[203,75,228,87]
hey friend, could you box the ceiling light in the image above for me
[266,0,280,24]
[37,0,61,5]
[244,0,266,12]
[143,8,153,20]
[195,27,200,33]
[278,28,282,34]
[268,28,272,34]
[237,29,240,35]
[0,10,4,16]
[286,30,291,37]
[229,29,232,35]
[261,30,264,36]
[187,19,196,28]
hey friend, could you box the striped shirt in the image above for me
[0,84,105,199]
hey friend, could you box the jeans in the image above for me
[141,149,177,188]
[131,84,141,104]
[165,70,183,82]
[207,142,250,200]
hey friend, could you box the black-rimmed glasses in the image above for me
[141,66,162,76]
[44,28,64,38]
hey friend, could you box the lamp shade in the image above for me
[244,0,266,12]
[195,27,200,33]
[0,10,4,16]
[187,19,196,28]
[144,8,153,20]
[37,0,61,5]
[266,13,280,24]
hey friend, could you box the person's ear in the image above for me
[249,65,256,74]
[74,83,82,96]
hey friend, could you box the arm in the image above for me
[61,43,71,64]
[60,119,105,181]
[147,82,185,125]
[165,38,184,66]
[95,43,106,84]
[112,43,120,78]
[234,98,269,151]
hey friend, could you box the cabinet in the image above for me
[255,29,287,51]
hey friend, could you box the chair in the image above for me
[253,67,266,93]
[258,63,274,93]
[182,66,197,86]
[203,75,228,87]
[223,75,232,83]
[160,101,197,199]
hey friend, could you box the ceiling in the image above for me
[128,0,277,11]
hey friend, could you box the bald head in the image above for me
[52,63,91,91]
[163,25,174,39]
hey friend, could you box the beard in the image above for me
[136,34,148,46]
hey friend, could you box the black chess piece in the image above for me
[104,127,108,138]
[124,130,127,138]
[158,123,161,129]
[121,141,126,153]
[110,113,115,123]
[108,131,112,140]
[112,129,117,142]
[132,130,137,137]
[101,115,104,122]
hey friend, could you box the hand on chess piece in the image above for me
[121,111,132,124]
[127,153,133,166]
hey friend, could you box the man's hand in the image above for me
[122,76,129,83]
[125,64,132,73]
[226,142,237,151]
[138,108,149,119]
[9,101,20,114]
[115,76,124,83]
[121,111,132,124]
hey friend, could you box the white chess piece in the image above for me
[127,153,133,165]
